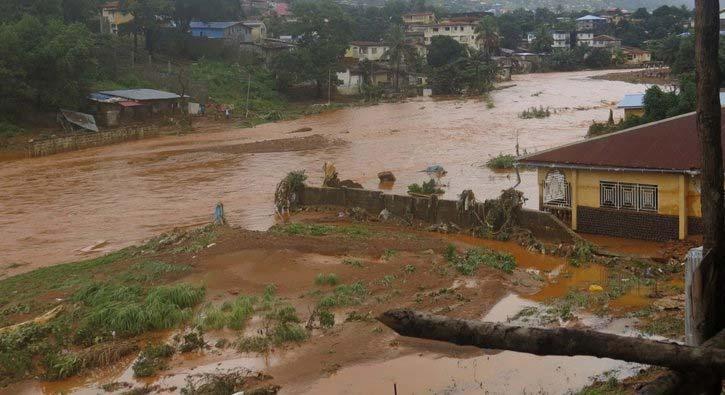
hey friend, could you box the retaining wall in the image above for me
[27,127,160,157]
[300,186,577,244]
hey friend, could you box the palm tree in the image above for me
[475,16,501,56]
[383,24,418,92]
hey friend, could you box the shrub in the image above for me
[519,106,551,119]
[319,310,335,328]
[236,336,270,353]
[318,281,368,308]
[486,154,516,170]
[43,352,82,380]
[132,344,174,377]
[272,322,307,344]
[408,179,443,195]
[569,241,596,267]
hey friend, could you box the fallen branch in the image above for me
[378,309,725,375]
[0,305,63,334]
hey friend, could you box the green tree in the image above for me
[584,48,611,69]
[0,15,96,116]
[475,16,500,56]
[530,26,553,53]
[383,24,417,92]
[426,36,467,68]
[462,49,498,94]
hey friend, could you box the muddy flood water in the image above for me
[0,69,650,275]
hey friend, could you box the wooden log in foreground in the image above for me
[636,329,725,395]
[378,309,725,376]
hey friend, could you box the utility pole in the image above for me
[327,68,332,106]
[245,72,252,118]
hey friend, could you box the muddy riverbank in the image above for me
[0,211,685,395]
[0,69,650,276]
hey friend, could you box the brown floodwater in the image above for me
[0,70,648,274]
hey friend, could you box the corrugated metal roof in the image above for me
[617,93,645,109]
[88,92,124,103]
[189,21,242,29]
[577,15,606,21]
[517,110,725,173]
[99,89,180,101]
[60,109,99,132]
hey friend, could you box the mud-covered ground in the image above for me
[0,210,688,395]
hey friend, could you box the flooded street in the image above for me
[0,69,647,274]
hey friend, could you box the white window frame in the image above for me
[600,181,658,212]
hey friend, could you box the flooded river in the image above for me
[0,69,647,274]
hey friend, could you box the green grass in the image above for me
[119,261,191,283]
[569,240,596,267]
[314,273,340,286]
[445,247,516,275]
[485,154,516,170]
[198,296,256,331]
[132,343,175,377]
[319,310,335,328]
[271,223,373,238]
[43,351,82,380]
[73,283,205,342]
[318,282,368,309]
[576,376,627,395]
[382,249,398,260]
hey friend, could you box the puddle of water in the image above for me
[294,292,643,395]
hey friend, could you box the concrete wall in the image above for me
[300,186,576,244]
[27,127,159,157]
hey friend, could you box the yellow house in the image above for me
[616,93,645,120]
[101,1,134,34]
[345,41,390,62]
[516,111,725,241]
[402,12,436,25]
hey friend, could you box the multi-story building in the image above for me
[575,15,607,32]
[576,32,594,47]
[345,41,390,61]
[552,30,571,48]
[423,22,478,50]
[591,34,622,50]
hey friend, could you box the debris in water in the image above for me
[377,171,396,182]
[79,240,108,253]
[589,284,604,292]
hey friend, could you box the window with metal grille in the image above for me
[599,181,658,212]
[543,171,571,208]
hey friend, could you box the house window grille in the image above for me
[543,171,571,208]
[599,181,658,212]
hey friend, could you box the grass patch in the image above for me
[576,375,626,395]
[314,273,340,286]
[341,258,364,268]
[198,296,256,331]
[445,247,516,275]
[236,336,270,353]
[271,223,373,238]
[318,282,368,308]
[119,261,191,283]
[569,240,596,267]
[407,179,443,195]
[73,283,205,343]
[519,106,551,119]
[170,226,217,254]
[485,154,516,170]
[132,344,174,377]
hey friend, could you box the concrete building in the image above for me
[592,34,622,50]
[242,21,267,43]
[88,89,183,127]
[622,46,652,65]
[517,111,725,241]
[402,12,436,25]
[576,32,594,47]
[100,1,133,35]
[345,41,389,62]
[424,22,478,50]
[552,31,571,48]
[575,15,607,32]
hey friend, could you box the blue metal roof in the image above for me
[617,93,645,109]
[189,21,242,29]
[618,92,725,109]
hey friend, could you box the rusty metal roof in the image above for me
[517,110,725,174]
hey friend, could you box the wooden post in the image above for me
[571,169,579,231]
[686,247,704,346]
[679,174,688,240]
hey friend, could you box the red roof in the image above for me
[518,110,725,174]
[118,100,144,107]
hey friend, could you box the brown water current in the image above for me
[0,70,646,275]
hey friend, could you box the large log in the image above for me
[636,329,725,395]
[378,309,725,375]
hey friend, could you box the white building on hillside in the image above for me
[424,22,478,50]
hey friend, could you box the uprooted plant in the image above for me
[444,244,517,275]
[481,188,526,240]
[274,170,307,214]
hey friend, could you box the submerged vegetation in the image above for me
[485,154,516,170]
[519,106,552,119]
[407,179,444,195]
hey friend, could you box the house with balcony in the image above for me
[552,30,572,48]
[403,12,436,25]
[591,34,622,50]
[575,15,607,32]
[516,111,725,241]
[622,46,652,65]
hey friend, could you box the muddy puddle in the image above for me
[0,69,650,274]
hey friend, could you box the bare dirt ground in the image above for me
[592,69,674,86]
